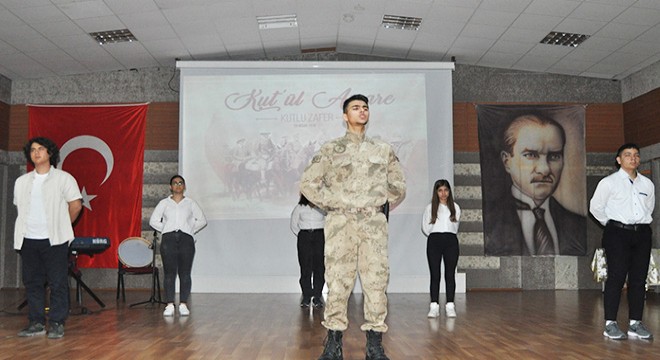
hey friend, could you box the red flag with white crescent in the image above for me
[28,104,147,268]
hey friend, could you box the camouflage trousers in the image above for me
[322,211,389,332]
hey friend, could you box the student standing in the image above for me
[590,143,655,340]
[14,137,82,339]
[290,194,326,308]
[301,94,406,360]
[422,179,461,318]
[150,175,207,317]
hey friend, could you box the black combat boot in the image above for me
[318,330,343,360]
[365,330,389,360]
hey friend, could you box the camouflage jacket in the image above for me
[300,131,406,211]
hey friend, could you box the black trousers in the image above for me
[602,223,652,321]
[427,232,459,303]
[161,231,196,303]
[20,239,70,325]
[297,229,325,299]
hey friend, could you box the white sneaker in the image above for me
[179,303,190,316]
[163,304,175,317]
[445,302,456,318]
[427,302,440,318]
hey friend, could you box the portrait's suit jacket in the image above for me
[484,194,586,256]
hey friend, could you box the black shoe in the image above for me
[312,296,325,308]
[47,322,64,339]
[301,296,311,308]
[365,330,389,360]
[318,330,343,360]
[17,322,46,337]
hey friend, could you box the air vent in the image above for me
[381,15,422,31]
[257,14,298,30]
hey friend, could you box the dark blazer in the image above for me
[484,194,586,256]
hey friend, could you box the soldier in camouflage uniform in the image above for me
[300,94,406,360]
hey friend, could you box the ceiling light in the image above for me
[381,15,422,31]
[257,14,298,30]
[89,29,137,45]
[540,31,590,47]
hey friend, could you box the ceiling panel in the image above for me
[0,0,51,9]
[65,46,124,72]
[104,0,160,15]
[57,0,115,20]
[511,13,563,30]
[595,22,650,40]
[28,48,87,74]
[0,0,658,80]
[524,0,582,17]
[129,25,179,42]
[73,15,125,33]
[489,39,537,55]
[12,4,68,23]
[569,2,626,22]
[0,39,17,55]
[118,11,171,30]
[48,34,96,49]
[459,23,508,40]
[33,20,86,38]
[477,51,522,68]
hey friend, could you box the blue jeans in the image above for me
[20,239,70,324]
[160,231,195,303]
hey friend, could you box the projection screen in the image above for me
[177,61,454,293]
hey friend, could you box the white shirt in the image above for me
[149,196,207,237]
[26,172,49,239]
[290,204,326,235]
[421,202,461,236]
[590,168,655,226]
[13,166,82,249]
[512,186,560,255]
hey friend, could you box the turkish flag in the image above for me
[28,104,147,268]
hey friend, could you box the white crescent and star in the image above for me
[58,135,114,211]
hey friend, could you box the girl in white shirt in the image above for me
[422,179,461,318]
[150,175,207,317]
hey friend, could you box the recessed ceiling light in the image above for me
[257,14,298,30]
[540,31,590,47]
[89,29,137,45]
[381,15,422,31]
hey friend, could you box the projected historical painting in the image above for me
[181,73,429,219]
[477,105,587,256]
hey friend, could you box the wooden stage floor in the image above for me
[0,289,658,359]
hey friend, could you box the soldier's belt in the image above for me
[330,206,381,215]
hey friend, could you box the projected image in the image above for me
[177,62,454,293]
[182,73,429,220]
[215,132,320,201]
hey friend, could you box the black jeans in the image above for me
[602,223,652,321]
[20,239,70,324]
[427,232,459,303]
[161,231,196,303]
[297,229,325,299]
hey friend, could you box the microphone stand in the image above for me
[130,231,166,307]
